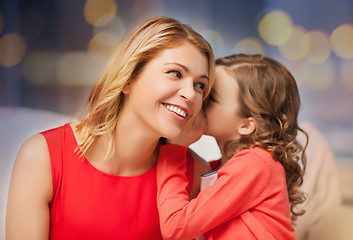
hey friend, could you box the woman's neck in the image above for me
[112,117,161,176]
[77,117,161,177]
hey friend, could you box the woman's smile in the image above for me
[162,103,188,119]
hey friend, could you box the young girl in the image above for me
[156,54,308,239]
[6,16,214,239]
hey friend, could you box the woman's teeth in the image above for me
[163,104,187,118]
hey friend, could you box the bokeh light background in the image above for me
[0,0,352,167]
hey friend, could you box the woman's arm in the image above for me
[157,145,270,240]
[6,134,53,240]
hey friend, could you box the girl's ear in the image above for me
[238,117,256,136]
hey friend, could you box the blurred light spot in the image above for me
[84,0,118,27]
[93,30,120,47]
[304,30,331,64]
[258,10,293,46]
[93,16,125,43]
[278,26,310,61]
[234,37,265,55]
[0,13,4,34]
[133,0,164,21]
[0,33,27,67]
[339,60,353,91]
[88,31,119,65]
[200,29,224,57]
[21,51,58,85]
[57,52,101,86]
[301,60,335,91]
[330,24,353,59]
[20,9,45,40]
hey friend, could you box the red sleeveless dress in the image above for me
[41,124,194,240]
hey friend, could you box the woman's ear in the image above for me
[122,83,131,94]
[238,117,256,136]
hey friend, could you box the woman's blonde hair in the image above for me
[76,16,215,161]
[215,54,308,222]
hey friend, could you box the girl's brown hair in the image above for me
[75,16,215,162]
[216,54,308,222]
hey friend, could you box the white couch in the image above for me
[1,107,352,240]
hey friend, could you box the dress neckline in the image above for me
[65,123,157,178]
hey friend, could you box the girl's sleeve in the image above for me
[157,144,271,240]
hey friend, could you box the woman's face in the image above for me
[205,66,244,143]
[122,42,209,139]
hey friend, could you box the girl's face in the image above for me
[205,66,244,144]
[122,42,209,139]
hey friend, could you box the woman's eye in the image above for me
[168,71,182,78]
[194,82,205,91]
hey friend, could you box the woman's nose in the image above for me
[179,80,196,101]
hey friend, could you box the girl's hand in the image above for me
[167,109,207,147]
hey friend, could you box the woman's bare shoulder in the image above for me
[10,133,53,199]
[17,133,50,163]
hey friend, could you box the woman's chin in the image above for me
[161,129,183,142]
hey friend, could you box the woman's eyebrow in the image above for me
[164,62,209,82]
[200,75,209,82]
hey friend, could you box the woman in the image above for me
[6,16,214,239]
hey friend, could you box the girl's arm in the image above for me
[157,144,270,240]
[6,134,53,240]
[167,108,211,200]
